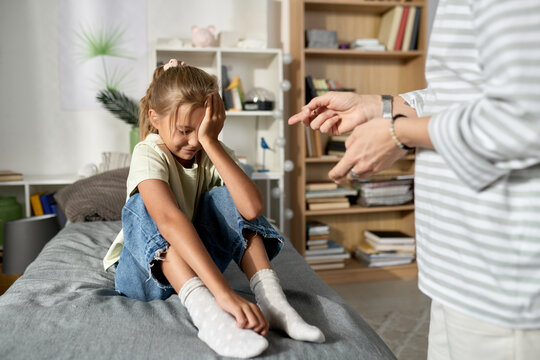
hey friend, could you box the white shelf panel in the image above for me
[226,111,274,117]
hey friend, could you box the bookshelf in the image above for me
[0,175,79,218]
[150,47,286,230]
[289,0,427,283]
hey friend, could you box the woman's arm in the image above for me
[288,92,419,135]
[199,93,263,220]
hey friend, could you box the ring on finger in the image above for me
[349,169,360,179]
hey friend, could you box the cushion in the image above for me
[54,167,129,222]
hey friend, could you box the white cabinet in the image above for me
[151,47,286,230]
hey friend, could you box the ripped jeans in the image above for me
[114,186,284,302]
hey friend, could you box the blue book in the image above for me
[40,193,53,214]
[409,7,421,50]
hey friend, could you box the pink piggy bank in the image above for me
[191,25,216,48]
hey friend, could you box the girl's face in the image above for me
[151,105,205,167]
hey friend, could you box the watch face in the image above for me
[382,95,393,118]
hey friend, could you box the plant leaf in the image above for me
[96,89,139,126]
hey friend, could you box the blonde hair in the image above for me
[138,64,218,140]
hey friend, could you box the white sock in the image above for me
[179,277,268,359]
[250,268,325,343]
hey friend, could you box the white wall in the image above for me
[0,0,285,176]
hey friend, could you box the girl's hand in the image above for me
[329,117,407,183]
[288,92,381,135]
[198,92,225,146]
[215,289,269,336]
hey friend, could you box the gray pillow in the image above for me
[54,167,129,222]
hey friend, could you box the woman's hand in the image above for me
[288,92,381,135]
[215,289,269,336]
[329,118,408,183]
[198,92,226,146]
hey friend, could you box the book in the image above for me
[305,75,318,103]
[0,170,23,182]
[313,130,323,157]
[402,7,417,51]
[306,220,330,236]
[305,127,315,157]
[306,182,338,191]
[308,201,351,210]
[378,6,404,51]
[355,242,415,267]
[307,243,329,250]
[305,187,357,199]
[307,196,350,204]
[304,251,351,262]
[305,240,345,256]
[394,6,409,50]
[310,262,346,270]
[409,6,421,50]
[308,233,330,241]
[365,237,415,252]
[364,230,414,244]
[40,194,53,214]
[307,238,328,246]
[30,193,44,216]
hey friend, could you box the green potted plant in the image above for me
[96,89,140,153]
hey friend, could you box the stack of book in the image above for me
[354,230,415,267]
[305,185,357,211]
[305,220,350,270]
[378,5,422,51]
[0,170,23,182]
[352,174,413,207]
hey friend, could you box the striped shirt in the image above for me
[401,0,540,329]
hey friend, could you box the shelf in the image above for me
[251,172,283,180]
[314,258,417,284]
[0,174,79,186]
[226,110,275,117]
[306,154,415,163]
[304,48,424,60]
[306,203,414,216]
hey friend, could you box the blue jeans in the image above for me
[114,186,284,302]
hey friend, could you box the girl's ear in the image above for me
[148,109,159,127]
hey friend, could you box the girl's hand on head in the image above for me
[328,118,407,184]
[288,92,381,135]
[198,92,225,146]
[215,290,269,336]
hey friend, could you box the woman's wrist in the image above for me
[390,114,414,150]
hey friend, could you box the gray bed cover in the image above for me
[0,221,395,359]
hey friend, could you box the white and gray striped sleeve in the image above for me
[429,0,540,191]
[400,89,429,117]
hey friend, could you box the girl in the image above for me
[103,59,324,359]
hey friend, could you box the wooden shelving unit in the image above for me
[288,0,427,283]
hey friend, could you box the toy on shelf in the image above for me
[191,25,216,48]
[258,137,272,173]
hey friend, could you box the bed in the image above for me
[0,169,395,359]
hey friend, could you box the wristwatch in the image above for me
[382,94,393,119]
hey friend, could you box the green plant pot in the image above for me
[130,126,140,153]
[0,196,23,247]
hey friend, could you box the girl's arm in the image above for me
[137,179,267,334]
[199,93,263,220]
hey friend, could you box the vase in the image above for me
[130,126,140,154]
